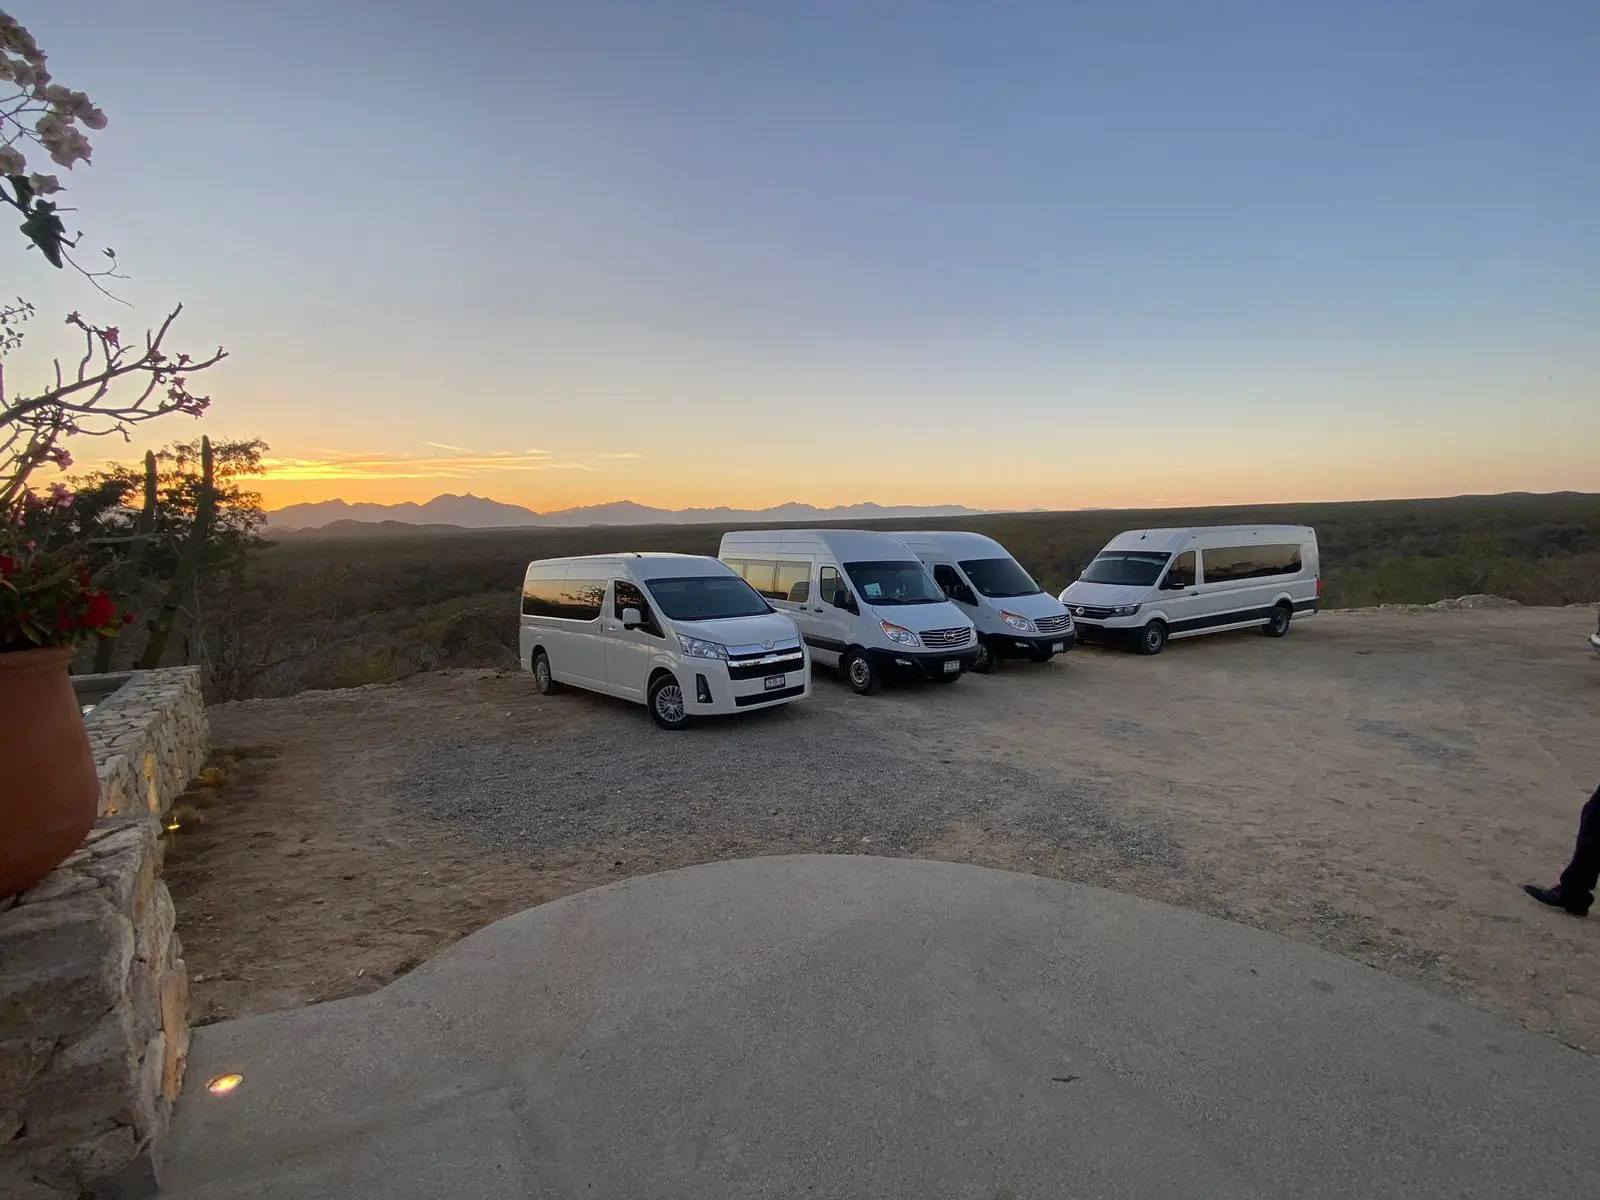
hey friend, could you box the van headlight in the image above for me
[879,620,919,647]
[1000,611,1036,633]
[678,634,728,660]
[1110,604,1141,617]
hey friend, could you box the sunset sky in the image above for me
[14,1,1600,513]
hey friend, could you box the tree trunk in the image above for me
[137,437,215,670]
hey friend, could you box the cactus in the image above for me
[92,449,159,673]
[136,436,216,670]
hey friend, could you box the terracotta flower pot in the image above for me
[0,645,100,898]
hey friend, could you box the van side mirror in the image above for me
[621,606,643,629]
[831,590,853,612]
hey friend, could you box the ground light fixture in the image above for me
[206,1074,243,1096]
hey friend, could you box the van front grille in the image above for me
[919,627,972,648]
[1035,613,1074,633]
[726,644,806,680]
[1068,604,1115,620]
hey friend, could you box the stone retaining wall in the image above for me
[1,669,206,1199]
[83,668,209,820]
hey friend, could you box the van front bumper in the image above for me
[1071,620,1131,646]
[868,647,981,679]
[686,663,810,714]
[993,630,1077,659]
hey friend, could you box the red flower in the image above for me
[103,326,120,349]
[0,554,14,577]
[82,590,118,629]
[56,605,75,632]
[76,564,91,586]
[121,612,135,626]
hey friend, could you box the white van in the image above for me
[1059,526,1321,655]
[718,529,979,694]
[889,530,1076,672]
[519,553,809,729]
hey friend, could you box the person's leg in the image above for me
[1555,784,1600,912]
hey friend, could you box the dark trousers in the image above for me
[1557,784,1600,908]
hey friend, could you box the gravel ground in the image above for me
[176,604,1600,1053]
[397,706,1178,870]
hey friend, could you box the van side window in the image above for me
[1165,551,1196,589]
[739,559,778,598]
[818,565,846,607]
[774,560,810,604]
[613,580,661,636]
[1201,544,1302,584]
[522,570,564,617]
[932,564,975,605]
[559,577,607,621]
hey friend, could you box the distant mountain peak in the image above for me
[265,494,986,531]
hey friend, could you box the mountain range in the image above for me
[265,494,986,531]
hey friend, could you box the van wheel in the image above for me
[532,650,560,695]
[1263,604,1292,638]
[842,650,881,695]
[648,674,690,730]
[1137,620,1168,656]
[970,638,996,674]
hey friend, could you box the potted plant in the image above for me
[0,485,130,897]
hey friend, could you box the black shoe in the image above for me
[1523,884,1590,917]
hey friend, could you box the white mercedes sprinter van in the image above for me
[718,529,979,694]
[520,553,809,729]
[890,530,1076,672]
[1059,526,1321,655]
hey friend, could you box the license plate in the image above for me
[943,660,960,674]
[1052,642,1064,653]
[764,674,786,691]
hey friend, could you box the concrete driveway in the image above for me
[163,855,1599,1199]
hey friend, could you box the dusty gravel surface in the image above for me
[168,605,1600,1052]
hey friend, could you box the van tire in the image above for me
[1263,604,1292,638]
[532,649,560,695]
[842,650,881,695]
[1137,620,1168,656]
[647,673,691,730]
[970,638,996,674]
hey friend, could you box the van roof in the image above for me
[523,552,734,581]
[720,528,923,561]
[886,530,1009,558]
[1100,526,1316,554]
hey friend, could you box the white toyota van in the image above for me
[890,530,1076,672]
[718,529,979,694]
[519,553,809,729]
[1059,526,1321,655]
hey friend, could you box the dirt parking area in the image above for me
[165,606,1600,1051]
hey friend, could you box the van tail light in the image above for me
[1316,576,1324,598]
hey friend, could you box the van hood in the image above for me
[1059,580,1150,608]
[671,610,800,650]
[864,599,975,635]
[983,591,1070,620]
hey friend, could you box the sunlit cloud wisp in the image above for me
[247,449,596,481]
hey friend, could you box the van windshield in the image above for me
[1080,551,1171,587]
[644,576,769,622]
[843,560,945,606]
[958,557,1040,598]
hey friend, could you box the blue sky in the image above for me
[14,1,1600,510]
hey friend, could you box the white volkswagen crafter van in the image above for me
[520,553,809,730]
[1059,526,1321,655]
[890,530,1076,672]
[718,529,979,694]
